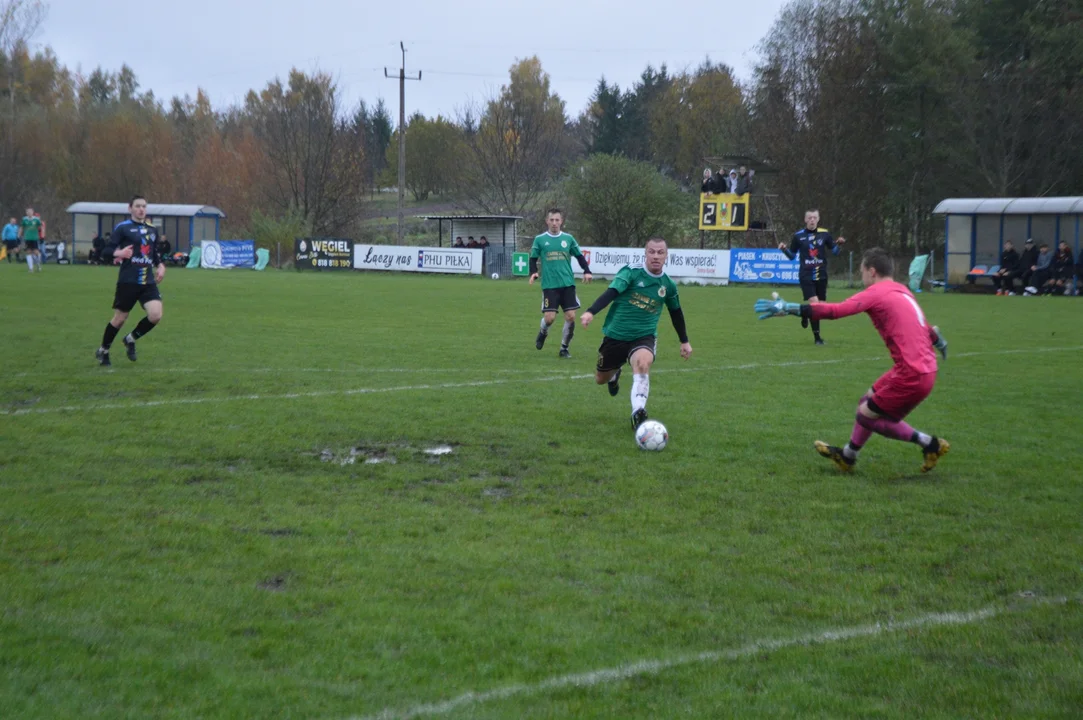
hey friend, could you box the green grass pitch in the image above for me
[1,263,1081,718]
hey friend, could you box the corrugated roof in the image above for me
[933,197,1083,215]
[66,202,226,218]
[417,215,522,221]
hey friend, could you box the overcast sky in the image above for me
[41,0,789,121]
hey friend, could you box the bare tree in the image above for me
[457,57,571,216]
[245,70,364,235]
[0,0,47,152]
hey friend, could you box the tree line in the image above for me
[2,0,1080,251]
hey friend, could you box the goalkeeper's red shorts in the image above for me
[869,367,936,421]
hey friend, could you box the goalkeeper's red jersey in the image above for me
[810,280,938,374]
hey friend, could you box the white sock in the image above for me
[539,317,549,334]
[914,431,932,447]
[561,319,574,348]
[26,255,33,270]
[631,373,649,413]
[123,333,133,345]
[843,444,859,460]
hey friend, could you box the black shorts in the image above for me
[799,274,828,300]
[113,283,162,312]
[596,335,657,373]
[23,240,38,251]
[3,240,17,251]
[541,286,580,313]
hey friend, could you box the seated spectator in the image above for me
[466,236,479,248]
[992,240,1020,294]
[1024,243,1053,295]
[1077,247,1083,294]
[89,233,105,264]
[156,233,171,258]
[1016,238,1038,289]
[100,232,114,263]
[1045,241,1074,295]
[735,165,754,195]
[453,236,464,247]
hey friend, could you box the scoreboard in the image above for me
[698,193,749,231]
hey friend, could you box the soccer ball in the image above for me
[635,420,668,451]
[491,272,500,280]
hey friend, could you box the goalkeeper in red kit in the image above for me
[755,247,950,473]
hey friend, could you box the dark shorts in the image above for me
[23,240,38,251]
[3,240,17,250]
[541,286,579,313]
[799,274,828,300]
[113,283,162,312]
[596,335,657,373]
[869,367,937,421]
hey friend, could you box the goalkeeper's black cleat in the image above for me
[122,336,137,362]
[559,348,571,359]
[95,348,111,367]
[631,408,648,430]
[608,367,621,397]
[920,437,950,473]
[815,441,854,472]
[535,330,547,350]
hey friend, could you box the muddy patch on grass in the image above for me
[313,442,458,466]
[258,574,291,592]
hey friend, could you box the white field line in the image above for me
[352,597,1071,720]
[11,344,1082,379]
[2,345,1081,418]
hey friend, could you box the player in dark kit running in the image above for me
[779,209,845,345]
[756,248,950,473]
[95,195,166,366]
[581,237,693,430]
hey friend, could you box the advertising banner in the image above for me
[729,248,800,284]
[201,240,255,269]
[353,245,483,274]
[573,247,731,285]
[295,238,353,270]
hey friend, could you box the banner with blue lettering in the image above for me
[201,240,255,269]
[729,248,800,284]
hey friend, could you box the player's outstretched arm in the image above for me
[753,297,803,320]
[581,287,620,327]
[930,325,948,360]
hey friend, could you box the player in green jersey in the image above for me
[580,237,693,429]
[20,206,45,272]
[529,208,593,358]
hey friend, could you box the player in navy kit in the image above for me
[779,209,845,345]
[95,195,166,366]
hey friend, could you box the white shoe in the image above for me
[1007,291,1016,296]
[1025,286,1038,294]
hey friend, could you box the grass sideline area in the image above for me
[1,264,1081,719]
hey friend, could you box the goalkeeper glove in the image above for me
[932,326,948,360]
[754,298,803,320]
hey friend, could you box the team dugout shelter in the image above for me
[934,197,1083,286]
[418,214,522,247]
[67,202,226,260]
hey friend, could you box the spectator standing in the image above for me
[1016,238,1038,291]
[727,169,739,193]
[991,240,1019,295]
[735,166,754,195]
[2,216,18,262]
[1024,243,1053,294]
[477,236,490,251]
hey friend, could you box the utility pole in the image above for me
[385,41,421,244]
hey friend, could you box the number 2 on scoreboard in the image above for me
[701,202,717,226]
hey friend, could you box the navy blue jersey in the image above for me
[106,219,161,285]
[784,227,840,280]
